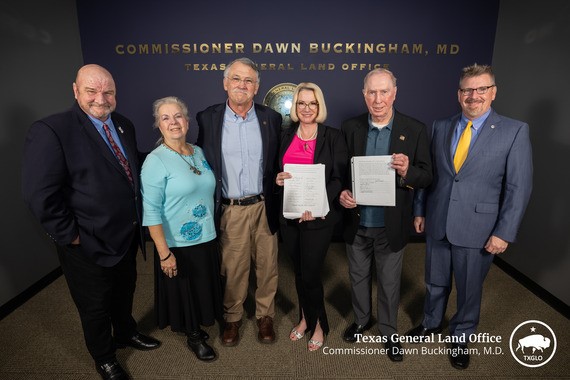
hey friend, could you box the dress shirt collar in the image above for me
[225,101,255,121]
[368,113,394,132]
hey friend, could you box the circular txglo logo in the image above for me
[509,320,557,367]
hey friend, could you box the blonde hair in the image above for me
[290,82,327,123]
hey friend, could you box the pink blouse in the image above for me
[283,134,316,165]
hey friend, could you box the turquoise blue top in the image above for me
[141,144,216,247]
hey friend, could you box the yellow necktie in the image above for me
[454,121,472,172]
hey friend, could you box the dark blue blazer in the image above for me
[196,103,282,234]
[22,102,145,267]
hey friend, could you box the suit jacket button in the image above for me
[454,178,459,182]
[132,221,138,225]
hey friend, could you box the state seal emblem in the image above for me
[263,83,297,128]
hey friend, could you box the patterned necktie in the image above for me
[103,124,133,184]
[453,121,472,172]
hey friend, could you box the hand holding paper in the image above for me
[351,155,396,206]
[282,164,330,219]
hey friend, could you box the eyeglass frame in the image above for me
[296,101,319,110]
[458,85,496,96]
[226,76,258,86]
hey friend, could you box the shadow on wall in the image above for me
[515,99,569,277]
[0,103,55,301]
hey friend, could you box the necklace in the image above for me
[162,142,202,175]
[296,126,318,151]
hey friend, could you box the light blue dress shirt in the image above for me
[221,103,263,199]
[88,115,128,158]
[450,108,492,159]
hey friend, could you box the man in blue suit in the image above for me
[408,64,533,370]
[22,64,160,380]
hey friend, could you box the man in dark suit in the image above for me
[196,58,282,346]
[339,68,432,362]
[408,64,533,370]
[22,64,160,380]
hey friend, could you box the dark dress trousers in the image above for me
[22,102,145,364]
[341,110,432,335]
[278,123,348,335]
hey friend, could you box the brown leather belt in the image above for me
[222,194,263,206]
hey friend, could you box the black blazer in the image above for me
[196,103,282,234]
[278,123,348,229]
[341,110,432,251]
[22,102,146,267]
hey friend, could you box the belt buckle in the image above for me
[239,196,253,205]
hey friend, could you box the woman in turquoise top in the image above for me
[141,96,222,362]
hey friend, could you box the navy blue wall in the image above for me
[77,0,499,151]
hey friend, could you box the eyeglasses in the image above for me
[227,76,257,86]
[458,85,495,96]
[296,101,319,110]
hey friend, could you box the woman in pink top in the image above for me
[275,82,347,351]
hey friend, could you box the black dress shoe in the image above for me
[96,360,129,380]
[116,333,161,350]
[406,324,443,338]
[385,341,403,362]
[343,322,371,343]
[450,343,470,369]
[187,332,216,361]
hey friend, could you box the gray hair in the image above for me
[223,57,260,84]
[152,96,189,145]
[363,68,397,89]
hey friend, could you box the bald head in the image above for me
[73,64,117,121]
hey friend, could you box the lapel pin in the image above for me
[491,125,495,129]
[118,126,124,133]
[399,135,405,141]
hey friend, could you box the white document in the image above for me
[283,163,329,219]
[351,155,395,206]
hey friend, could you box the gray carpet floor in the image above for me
[0,242,568,379]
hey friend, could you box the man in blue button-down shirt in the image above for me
[197,58,282,347]
[408,64,533,370]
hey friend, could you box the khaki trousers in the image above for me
[219,201,278,322]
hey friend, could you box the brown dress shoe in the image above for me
[257,316,275,343]
[222,321,242,346]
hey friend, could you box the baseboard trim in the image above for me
[0,267,63,321]
[493,257,569,319]
[1,252,567,322]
